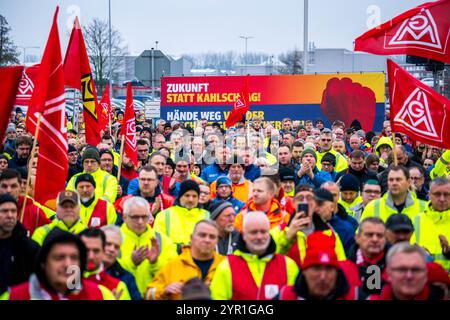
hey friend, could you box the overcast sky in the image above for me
[2,0,426,58]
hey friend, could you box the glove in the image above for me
[320,77,376,132]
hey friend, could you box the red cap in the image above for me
[302,249,340,270]
[427,262,450,285]
[306,231,336,250]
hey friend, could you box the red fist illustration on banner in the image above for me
[320,77,376,132]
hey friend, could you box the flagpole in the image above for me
[20,114,42,224]
[246,111,250,148]
[392,132,398,166]
[117,134,125,181]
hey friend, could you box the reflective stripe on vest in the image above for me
[414,215,421,244]
[418,201,426,213]
[228,254,288,300]
[374,200,381,218]
[103,174,109,199]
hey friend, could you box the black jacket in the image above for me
[0,223,39,294]
[336,166,378,190]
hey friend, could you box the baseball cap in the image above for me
[57,190,79,206]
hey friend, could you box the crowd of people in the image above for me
[1,106,450,300]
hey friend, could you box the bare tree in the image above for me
[0,15,20,66]
[278,49,303,74]
[83,18,128,93]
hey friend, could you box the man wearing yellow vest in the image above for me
[154,180,210,249]
[360,165,427,222]
[67,147,118,203]
[119,197,178,297]
[32,190,86,245]
[75,173,117,228]
[210,211,298,300]
[337,174,363,215]
[316,128,348,172]
[411,177,450,272]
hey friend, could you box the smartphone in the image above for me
[288,203,309,226]
[297,203,309,216]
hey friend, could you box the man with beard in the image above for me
[209,201,240,255]
[210,212,298,300]
[75,173,117,228]
[68,144,83,181]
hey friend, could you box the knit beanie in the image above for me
[321,152,336,166]
[82,147,100,163]
[209,200,234,220]
[339,174,360,192]
[75,173,96,188]
[216,176,232,188]
[178,180,200,198]
[300,148,317,161]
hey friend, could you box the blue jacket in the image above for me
[106,261,142,300]
[329,204,358,256]
[244,164,261,182]
[211,196,245,214]
[295,166,333,189]
[201,162,228,184]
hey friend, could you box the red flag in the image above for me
[29,7,68,210]
[98,84,111,131]
[14,64,40,106]
[0,66,24,146]
[387,59,450,149]
[355,0,450,64]
[122,83,138,167]
[64,16,101,146]
[225,81,249,127]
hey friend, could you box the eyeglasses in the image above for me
[390,267,426,275]
[128,215,149,221]
[321,139,332,142]
[363,190,381,195]
[200,191,210,195]
[410,176,423,181]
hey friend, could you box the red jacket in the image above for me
[115,192,174,217]
[8,278,105,300]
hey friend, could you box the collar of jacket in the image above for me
[179,246,222,266]
[84,264,106,279]
[235,233,277,260]
[170,202,206,214]
[10,222,29,242]
[121,222,156,241]
[53,218,85,232]
[384,191,415,210]
[247,198,282,216]
[350,202,364,213]
[377,283,435,300]
[424,202,450,224]
[335,203,349,220]
[81,195,96,208]
[294,269,350,300]
[107,260,126,278]
[134,184,162,201]
[228,173,245,186]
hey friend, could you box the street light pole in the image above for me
[303,0,308,74]
[17,46,39,64]
[151,47,155,101]
[239,35,254,74]
[108,0,113,97]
